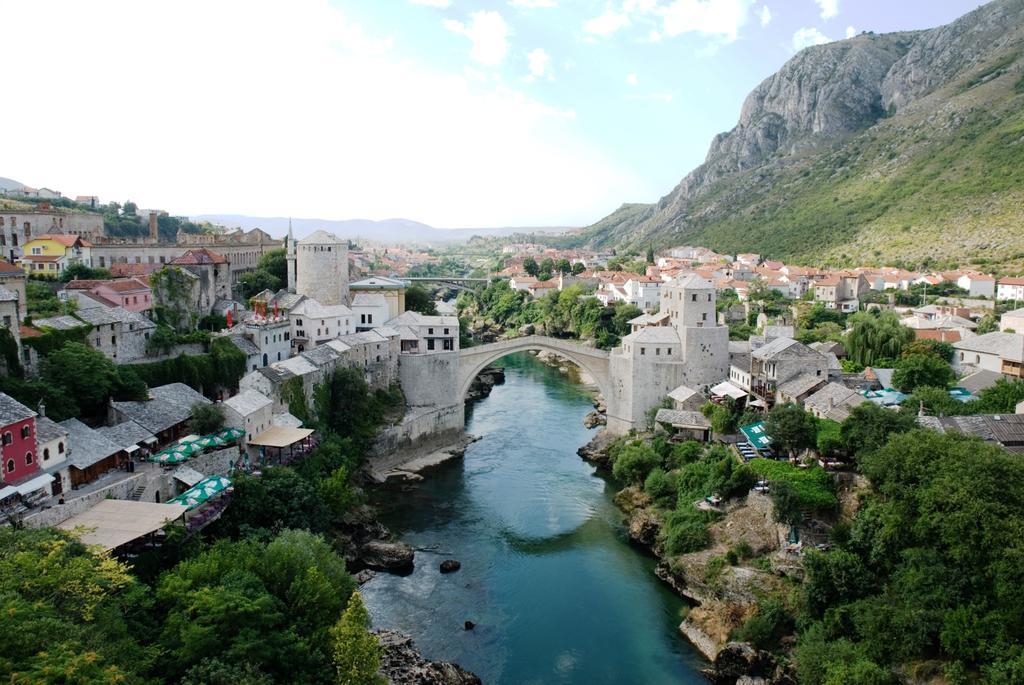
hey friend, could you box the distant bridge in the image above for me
[457,335,611,401]
[404,276,490,291]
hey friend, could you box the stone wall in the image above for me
[369,405,464,470]
[399,351,459,407]
[22,473,145,528]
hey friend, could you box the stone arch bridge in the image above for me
[457,336,611,401]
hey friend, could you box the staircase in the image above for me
[129,483,147,501]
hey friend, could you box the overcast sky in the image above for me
[1,0,982,229]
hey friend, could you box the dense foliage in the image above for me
[796,431,1024,683]
[844,310,913,369]
[457,279,639,349]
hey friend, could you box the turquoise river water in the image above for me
[362,352,708,684]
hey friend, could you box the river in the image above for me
[362,352,708,684]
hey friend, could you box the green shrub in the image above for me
[734,598,794,650]
[663,507,713,555]
[612,443,660,485]
[644,468,677,507]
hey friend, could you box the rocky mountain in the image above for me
[575,0,1024,269]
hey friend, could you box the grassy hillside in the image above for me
[574,40,1024,272]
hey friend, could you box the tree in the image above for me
[611,442,660,485]
[539,258,554,276]
[555,258,572,275]
[646,245,655,264]
[60,263,114,282]
[571,261,586,275]
[239,270,282,300]
[891,354,954,393]
[257,249,288,285]
[976,312,999,334]
[190,402,225,434]
[404,285,437,315]
[330,592,384,685]
[523,257,539,276]
[845,311,913,367]
[840,402,916,456]
[42,342,120,417]
[976,378,1024,413]
[765,403,818,456]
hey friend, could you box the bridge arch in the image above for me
[456,336,612,404]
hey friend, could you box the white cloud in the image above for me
[527,47,552,79]
[792,26,831,51]
[0,0,645,228]
[410,0,451,7]
[626,73,638,86]
[509,0,557,8]
[443,11,510,66]
[660,0,751,42]
[760,5,772,27]
[845,25,856,38]
[814,0,838,20]
[648,29,663,42]
[583,11,631,36]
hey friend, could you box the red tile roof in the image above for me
[102,278,150,293]
[35,234,92,247]
[109,263,161,278]
[18,325,41,338]
[170,248,228,265]
[0,260,23,274]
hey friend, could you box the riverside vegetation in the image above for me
[0,367,432,684]
[590,385,1024,683]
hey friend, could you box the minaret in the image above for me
[286,218,297,293]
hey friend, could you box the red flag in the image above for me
[226,308,233,328]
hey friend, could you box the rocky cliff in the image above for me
[576,0,1024,269]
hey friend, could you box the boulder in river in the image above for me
[359,540,415,572]
[376,629,481,684]
[440,559,462,573]
[355,569,376,584]
[583,410,606,429]
[702,642,782,685]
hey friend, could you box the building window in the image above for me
[20,425,29,439]
[58,442,64,453]
[640,347,646,355]
[5,459,12,473]
[43,448,50,461]
[702,312,707,321]
[667,348,672,355]
[691,294,697,302]
[655,348,660,355]
[428,328,434,335]
[25,451,33,465]
[427,339,435,351]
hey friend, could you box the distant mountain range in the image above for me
[569,0,1024,270]
[0,177,25,192]
[194,215,574,244]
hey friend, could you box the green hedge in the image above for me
[749,458,838,512]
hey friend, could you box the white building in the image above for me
[289,298,354,352]
[997,277,1024,303]
[222,390,273,445]
[956,272,996,298]
[242,317,292,368]
[388,311,459,353]
[620,276,662,311]
[1000,308,1024,333]
[953,332,1024,378]
[36,415,70,497]
[351,292,389,332]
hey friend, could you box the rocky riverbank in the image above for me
[376,630,482,685]
[577,430,796,684]
[465,365,505,402]
[343,497,483,683]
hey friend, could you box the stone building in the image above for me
[291,230,349,306]
[73,306,156,363]
[606,274,730,433]
[0,260,27,320]
[222,389,273,445]
[288,298,354,353]
[349,276,407,321]
[0,208,104,262]
[388,311,459,354]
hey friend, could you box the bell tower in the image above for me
[286,218,297,294]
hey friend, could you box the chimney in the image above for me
[827,395,835,410]
[149,212,158,242]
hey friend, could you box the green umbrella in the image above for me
[168,475,232,510]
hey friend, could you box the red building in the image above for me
[0,392,38,486]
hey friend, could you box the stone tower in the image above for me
[286,219,297,294]
[295,229,349,306]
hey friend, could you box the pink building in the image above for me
[64,277,153,312]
